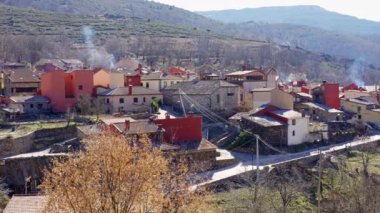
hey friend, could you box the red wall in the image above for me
[125,75,141,87]
[40,70,94,112]
[154,115,202,144]
[323,83,340,109]
[71,70,94,98]
[301,86,310,94]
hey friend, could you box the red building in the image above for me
[40,70,94,112]
[124,73,141,87]
[312,82,340,109]
[154,114,202,144]
[342,83,366,92]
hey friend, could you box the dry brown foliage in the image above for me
[40,133,207,213]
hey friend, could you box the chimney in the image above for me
[128,85,132,95]
[188,111,194,118]
[125,120,130,130]
[165,113,170,119]
[322,80,327,84]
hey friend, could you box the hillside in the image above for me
[199,5,380,35]
[0,4,379,85]
[3,1,380,67]
[0,0,223,31]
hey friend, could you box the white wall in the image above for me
[287,117,310,145]
[141,80,160,91]
[243,81,267,91]
[109,72,125,88]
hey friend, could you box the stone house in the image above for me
[98,86,162,114]
[0,68,40,96]
[141,71,185,91]
[8,96,50,114]
[161,80,242,116]
[241,105,310,146]
[299,102,344,122]
[341,98,380,124]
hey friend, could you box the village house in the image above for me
[141,71,185,91]
[40,69,94,112]
[161,80,242,116]
[103,114,218,171]
[0,68,40,96]
[225,68,277,91]
[93,68,125,89]
[34,58,84,72]
[341,98,380,124]
[311,81,340,109]
[241,105,310,146]
[250,87,294,112]
[8,96,50,114]
[98,85,162,114]
[300,102,344,122]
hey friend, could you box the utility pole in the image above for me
[317,147,322,213]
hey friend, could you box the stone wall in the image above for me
[0,126,77,158]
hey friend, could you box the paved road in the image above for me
[191,135,380,190]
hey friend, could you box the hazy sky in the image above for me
[154,0,380,22]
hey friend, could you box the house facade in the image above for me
[312,82,340,109]
[40,70,94,112]
[161,80,242,116]
[8,96,50,114]
[341,98,380,124]
[98,86,162,114]
[93,68,125,89]
[0,68,40,96]
[141,72,185,91]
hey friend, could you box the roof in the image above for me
[303,102,343,113]
[112,120,161,135]
[271,110,303,119]
[141,72,163,80]
[100,117,136,125]
[2,68,40,83]
[3,195,48,213]
[161,74,184,81]
[163,80,239,95]
[10,96,49,103]
[242,115,285,127]
[98,87,161,96]
[346,98,376,105]
[225,70,255,76]
[251,88,274,92]
[296,92,313,98]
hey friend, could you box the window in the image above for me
[216,94,220,104]
[227,92,234,96]
[143,97,146,102]
[106,98,110,104]
[292,130,295,136]
[119,98,124,104]
[146,82,150,88]
[292,119,296,125]
[38,104,43,109]
[312,110,316,115]
[133,97,138,103]
[152,97,156,100]
[171,81,174,85]
[30,104,34,109]
[357,106,361,112]
[164,81,167,88]
[240,94,244,102]
[358,115,362,120]
[177,81,180,84]
[78,85,83,90]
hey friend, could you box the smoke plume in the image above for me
[83,26,115,69]
[348,57,365,87]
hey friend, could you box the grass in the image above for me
[0,122,75,138]
[345,150,380,174]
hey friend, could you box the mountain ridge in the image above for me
[199,5,380,35]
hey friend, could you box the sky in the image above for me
[154,0,380,22]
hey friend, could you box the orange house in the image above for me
[40,70,94,112]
